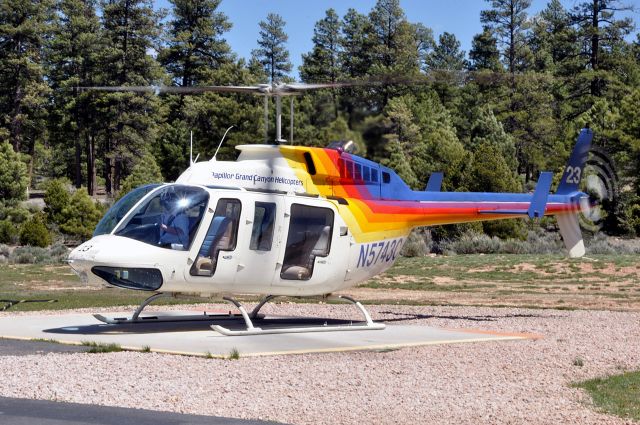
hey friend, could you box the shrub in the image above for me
[43,178,71,224]
[59,190,103,241]
[19,214,52,247]
[401,228,431,257]
[118,150,163,200]
[0,219,20,244]
[0,141,28,204]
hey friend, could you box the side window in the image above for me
[280,204,333,281]
[191,199,241,277]
[250,202,276,251]
[354,163,362,180]
[371,169,379,183]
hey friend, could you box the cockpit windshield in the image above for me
[114,185,209,251]
[94,184,163,237]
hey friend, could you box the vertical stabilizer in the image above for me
[556,128,593,195]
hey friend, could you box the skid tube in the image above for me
[93,292,260,324]
[211,295,386,336]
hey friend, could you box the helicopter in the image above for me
[67,81,593,336]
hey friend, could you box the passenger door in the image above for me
[187,198,242,287]
[275,200,338,288]
[233,195,284,291]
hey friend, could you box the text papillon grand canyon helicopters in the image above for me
[68,81,593,335]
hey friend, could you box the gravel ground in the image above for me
[0,303,639,425]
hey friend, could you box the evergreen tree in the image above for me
[47,0,102,193]
[571,0,634,97]
[340,8,374,80]
[425,32,467,70]
[339,8,375,122]
[469,28,502,71]
[0,0,53,179]
[529,0,579,73]
[480,0,533,74]
[159,0,231,87]
[300,9,342,84]
[469,106,517,172]
[98,0,162,194]
[0,142,28,204]
[252,13,291,84]
[368,0,420,107]
[414,23,435,72]
[118,150,163,198]
[299,9,343,122]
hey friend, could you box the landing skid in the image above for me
[92,293,260,324]
[211,295,386,336]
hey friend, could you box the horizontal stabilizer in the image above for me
[556,213,585,258]
[478,171,553,218]
[425,172,443,192]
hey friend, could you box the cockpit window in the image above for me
[114,185,209,251]
[93,184,163,236]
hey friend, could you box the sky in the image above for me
[155,0,639,79]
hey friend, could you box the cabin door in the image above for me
[233,195,284,289]
[275,200,337,287]
[187,198,243,286]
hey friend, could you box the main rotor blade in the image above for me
[77,85,270,95]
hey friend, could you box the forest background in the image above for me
[0,0,639,255]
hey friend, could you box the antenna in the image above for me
[213,125,235,161]
[189,131,193,166]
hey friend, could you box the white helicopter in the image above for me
[68,82,593,336]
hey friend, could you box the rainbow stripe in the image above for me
[279,145,580,243]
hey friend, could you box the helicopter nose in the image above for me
[68,240,101,284]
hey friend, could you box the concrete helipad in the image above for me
[0,311,536,357]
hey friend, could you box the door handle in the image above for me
[222,255,232,260]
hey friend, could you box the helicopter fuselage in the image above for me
[69,132,590,298]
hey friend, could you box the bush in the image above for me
[5,244,68,264]
[19,214,52,247]
[59,190,102,241]
[401,228,432,257]
[0,220,20,244]
[0,141,28,204]
[43,178,71,224]
[118,150,163,200]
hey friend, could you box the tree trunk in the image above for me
[86,134,96,196]
[590,0,601,96]
[75,132,82,188]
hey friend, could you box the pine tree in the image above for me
[529,0,579,73]
[368,0,420,99]
[480,0,533,74]
[0,0,53,180]
[339,8,375,123]
[300,9,343,122]
[570,0,634,97]
[97,0,162,194]
[425,32,467,71]
[300,9,342,84]
[159,0,231,87]
[252,13,291,84]
[47,0,102,193]
[469,28,502,71]
[469,106,517,173]
[0,142,28,204]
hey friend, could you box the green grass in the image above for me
[227,347,240,360]
[0,254,638,311]
[81,341,123,353]
[0,264,208,311]
[575,371,640,421]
